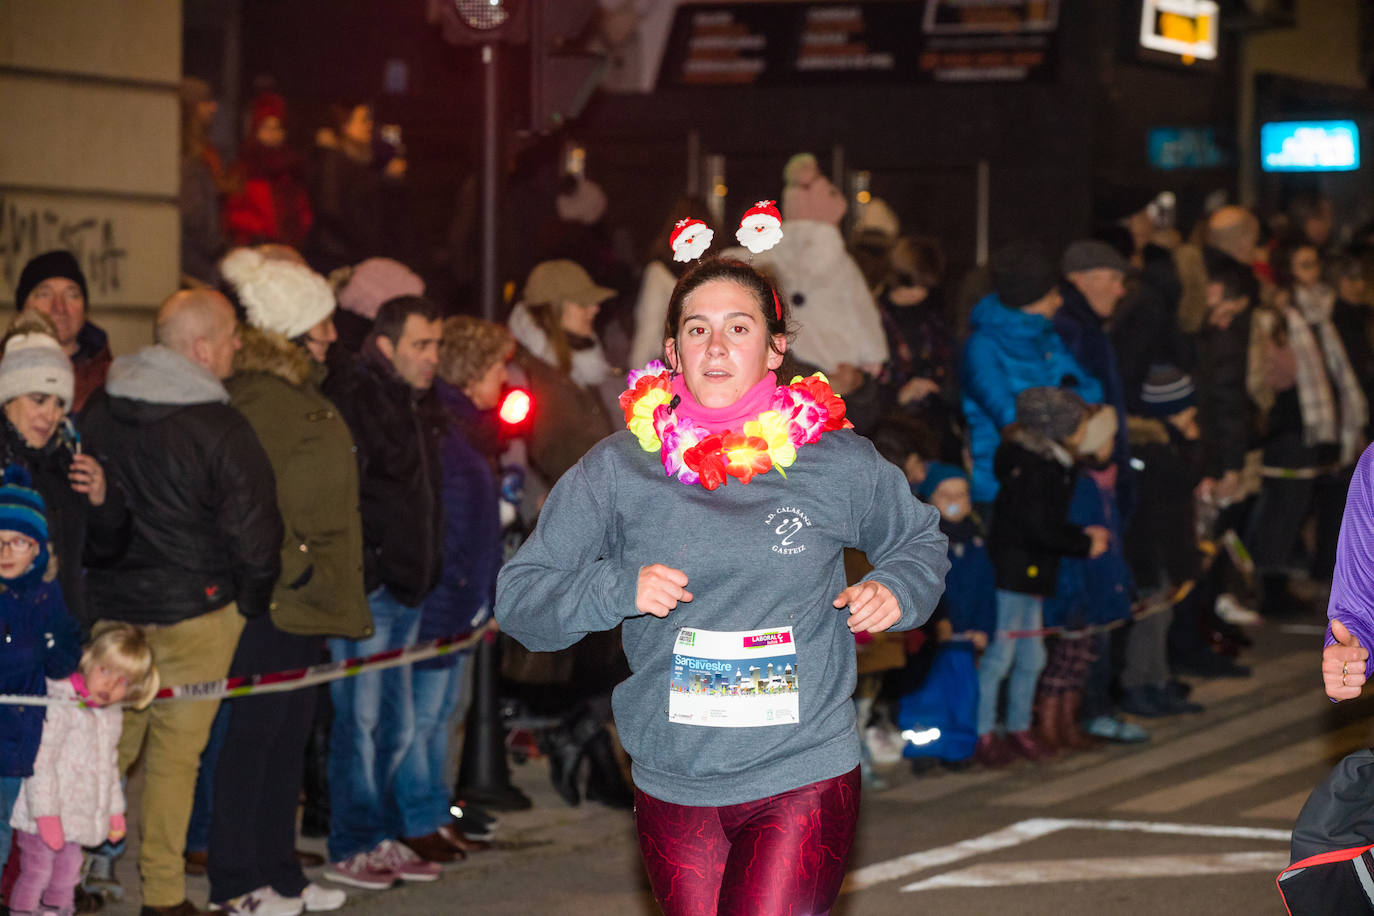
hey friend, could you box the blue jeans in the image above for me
[976,590,1046,736]
[326,587,421,862]
[394,653,471,838]
[0,774,21,875]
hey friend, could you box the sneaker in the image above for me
[863,725,905,764]
[299,884,345,913]
[1084,715,1150,743]
[448,801,499,840]
[82,853,123,902]
[209,887,302,916]
[399,832,459,864]
[322,850,398,891]
[1215,593,1262,626]
[1119,686,1167,718]
[370,840,440,882]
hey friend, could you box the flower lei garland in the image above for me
[618,361,852,490]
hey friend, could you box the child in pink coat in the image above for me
[8,624,158,916]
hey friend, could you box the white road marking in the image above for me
[844,817,1291,893]
[900,851,1291,892]
[1114,719,1373,814]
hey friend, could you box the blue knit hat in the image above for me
[0,464,48,544]
[1141,365,1196,418]
[917,462,968,501]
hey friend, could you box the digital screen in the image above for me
[1261,120,1361,172]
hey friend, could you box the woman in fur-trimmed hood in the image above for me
[209,247,369,913]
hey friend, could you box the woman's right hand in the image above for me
[637,564,693,618]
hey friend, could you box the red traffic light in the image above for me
[500,389,531,425]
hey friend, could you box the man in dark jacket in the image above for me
[1055,239,1133,514]
[320,294,445,887]
[13,249,114,411]
[82,289,282,916]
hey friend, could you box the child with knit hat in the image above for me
[0,465,83,908]
[8,622,157,916]
[1118,366,1225,715]
[897,462,991,772]
[978,388,1111,767]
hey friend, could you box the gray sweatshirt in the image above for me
[496,428,948,806]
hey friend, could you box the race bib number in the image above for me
[668,626,799,727]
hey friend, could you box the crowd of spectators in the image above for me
[0,87,1371,915]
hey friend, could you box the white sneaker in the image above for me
[299,882,346,912]
[864,725,905,764]
[1216,593,1262,626]
[211,886,304,916]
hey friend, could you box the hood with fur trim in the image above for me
[233,324,316,387]
[998,422,1076,468]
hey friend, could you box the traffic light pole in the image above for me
[480,42,499,322]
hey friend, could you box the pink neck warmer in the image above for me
[671,371,779,434]
[71,671,89,700]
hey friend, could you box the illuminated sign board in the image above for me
[1260,120,1361,172]
[1139,0,1218,62]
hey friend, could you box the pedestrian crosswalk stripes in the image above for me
[1112,718,1373,815]
[1242,788,1315,821]
[998,690,1320,808]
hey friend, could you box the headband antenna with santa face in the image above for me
[669,200,785,318]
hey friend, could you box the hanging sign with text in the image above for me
[658,0,1059,87]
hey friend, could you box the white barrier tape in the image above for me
[0,623,495,708]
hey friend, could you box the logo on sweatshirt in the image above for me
[765,506,813,556]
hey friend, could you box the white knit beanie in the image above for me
[0,332,74,407]
[220,247,335,338]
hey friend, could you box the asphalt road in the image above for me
[102,603,1364,915]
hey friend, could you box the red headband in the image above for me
[772,289,782,322]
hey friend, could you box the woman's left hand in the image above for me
[69,453,107,507]
[834,581,900,634]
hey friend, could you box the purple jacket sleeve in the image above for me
[1326,444,1374,679]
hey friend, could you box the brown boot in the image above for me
[1059,691,1097,750]
[1033,693,1063,755]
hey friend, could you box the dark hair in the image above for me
[890,235,946,290]
[327,100,372,133]
[870,413,939,469]
[1327,254,1364,288]
[1271,236,1318,291]
[1286,190,1331,238]
[1202,246,1259,304]
[663,257,790,365]
[372,295,441,346]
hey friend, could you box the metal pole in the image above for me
[481,43,499,322]
[976,158,990,267]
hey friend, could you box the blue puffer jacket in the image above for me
[414,380,503,670]
[0,553,82,778]
[1043,471,1134,629]
[961,294,1103,503]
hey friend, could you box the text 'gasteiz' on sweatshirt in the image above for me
[495,428,949,806]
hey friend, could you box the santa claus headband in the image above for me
[669,200,785,319]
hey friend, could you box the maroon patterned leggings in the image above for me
[634,766,861,916]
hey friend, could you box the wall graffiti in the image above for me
[0,195,129,300]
